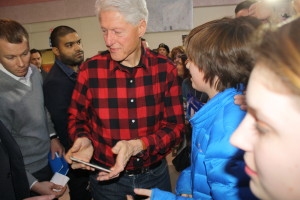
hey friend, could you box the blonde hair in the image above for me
[254,17,300,95]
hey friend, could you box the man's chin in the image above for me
[16,72,28,77]
[110,52,125,62]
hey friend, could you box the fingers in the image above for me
[181,194,189,197]
[126,195,134,200]
[70,161,95,171]
[64,149,74,164]
[51,151,56,160]
[234,94,246,104]
[240,104,248,111]
[111,141,122,154]
[58,147,65,157]
[134,188,152,198]
[24,195,55,200]
[96,169,120,181]
[64,139,82,163]
[52,184,67,198]
[248,3,256,16]
[181,194,193,197]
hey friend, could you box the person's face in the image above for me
[0,38,30,77]
[99,10,146,65]
[53,32,84,67]
[173,53,182,65]
[236,9,250,17]
[158,47,168,57]
[186,60,206,92]
[176,63,185,78]
[30,52,42,69]
[230,65,300,200]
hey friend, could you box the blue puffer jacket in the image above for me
[150,88,256,200]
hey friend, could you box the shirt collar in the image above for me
[55,59,77,81]
[0,63,32,86]
[111,46,148,72]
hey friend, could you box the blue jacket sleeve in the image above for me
[175,166,192,195]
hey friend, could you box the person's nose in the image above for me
[105,31,115,47]
[75,43,83,51]
[230,113,255,152]
[16,57,25,67]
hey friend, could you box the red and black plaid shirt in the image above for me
[68,47,184,169]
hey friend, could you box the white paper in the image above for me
[50,172,69,189]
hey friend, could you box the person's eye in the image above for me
[22,51,29,56]
[114,30,123,35]
[6,56,14,60]
[254,122,270,135]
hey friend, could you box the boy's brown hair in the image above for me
[185,16,261,92]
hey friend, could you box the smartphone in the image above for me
[70,156,111,173]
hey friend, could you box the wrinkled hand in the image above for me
[31,181,66,198]
[64,137,94,170]
[97,139,144,181]
[50,138,65,159]
[24,194,55,200]
[127,188,152,200]
[234,93,247,111]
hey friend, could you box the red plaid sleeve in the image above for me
[68,65,93,143]
[140,63,184,158]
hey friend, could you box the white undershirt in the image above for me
[0,63,32,87]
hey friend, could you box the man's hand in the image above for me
[64,137,94,170]
[127,188,192,199]
[97,139,144,181]
[24,195,55,200]
[50,138,64,159]
[127,188,152,200]
[249,2,272,21]
[234,93,247,111]
[31,181,66,198]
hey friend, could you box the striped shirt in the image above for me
[68,47,184,169]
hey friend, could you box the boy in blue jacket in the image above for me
[129,16,261,200]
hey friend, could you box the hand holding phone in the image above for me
[70,156,111,173]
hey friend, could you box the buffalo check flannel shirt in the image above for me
[68,47,184,169]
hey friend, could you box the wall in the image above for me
[24,4,235,60]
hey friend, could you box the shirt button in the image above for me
[130,99,134,103]
[130,79,134,83]
[132,119,135,123]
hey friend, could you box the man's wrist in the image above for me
[50,134,59,140]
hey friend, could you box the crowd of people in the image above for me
[0,0,299,200]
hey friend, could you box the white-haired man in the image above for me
[65,0,184,199]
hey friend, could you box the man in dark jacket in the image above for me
[43,25,91,200]
[0,120,30,200]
